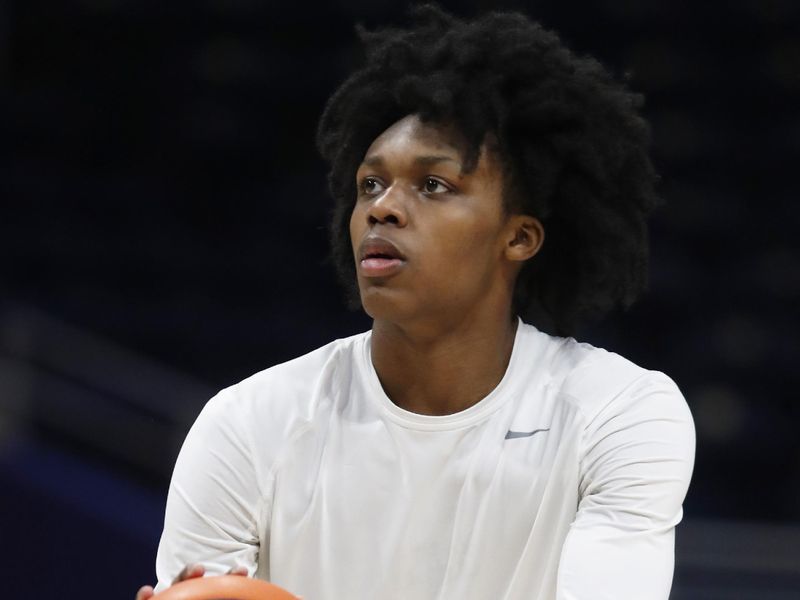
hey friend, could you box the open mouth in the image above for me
[364,251,399,260]
[358,237,406,277]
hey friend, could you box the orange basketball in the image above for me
[151,575,299,600]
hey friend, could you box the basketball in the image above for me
[150,576,298,600]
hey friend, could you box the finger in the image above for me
[227,566,249,577]
[173,564,205,584]
[135,585,155,600]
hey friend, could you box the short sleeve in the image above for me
[556,372,695,599]
[154,388,269,591]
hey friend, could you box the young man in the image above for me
[138,6,694,599]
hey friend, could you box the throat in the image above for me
[370,318,517,416]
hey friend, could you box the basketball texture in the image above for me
[151,575,299,600]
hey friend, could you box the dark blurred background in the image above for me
[1,0,799,598]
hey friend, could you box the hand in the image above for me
[135,564,249,600]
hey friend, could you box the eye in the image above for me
[359,176,385,196]
[422,177,449,194]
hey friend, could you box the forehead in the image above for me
[363,114,469,161]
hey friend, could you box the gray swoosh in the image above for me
[505,428,550,440]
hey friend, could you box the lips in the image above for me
[357,236,406,278]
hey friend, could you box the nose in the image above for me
[366,185,408,227]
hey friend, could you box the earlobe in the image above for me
[506,217,544,262]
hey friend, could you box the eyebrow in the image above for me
[361,154,461,168]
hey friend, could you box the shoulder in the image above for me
[194,331,369,457]
[231,331,367,400]
[520,322,692,427]
[520,326,695,507]
[213,331,369,415]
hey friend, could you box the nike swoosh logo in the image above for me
[505,428,550,440]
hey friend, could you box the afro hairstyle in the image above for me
[316,4,660,336]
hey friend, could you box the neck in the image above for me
[370,308,518,416]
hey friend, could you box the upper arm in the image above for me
[556,373,695,600]
[154,389,269,591]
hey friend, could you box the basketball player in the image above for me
[137,6,695,599]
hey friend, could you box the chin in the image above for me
[358,286,415,322]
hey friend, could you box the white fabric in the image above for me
[154,321,695,599]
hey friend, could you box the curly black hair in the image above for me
[316,4,660,336]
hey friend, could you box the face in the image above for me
[349,114,542,327]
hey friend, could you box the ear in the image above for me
[504,215,544,263]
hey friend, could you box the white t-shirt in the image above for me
[154,321,695,599]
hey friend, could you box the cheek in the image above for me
[349,205,363,252]
[441,209,501,254]
[420,212,503,278]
